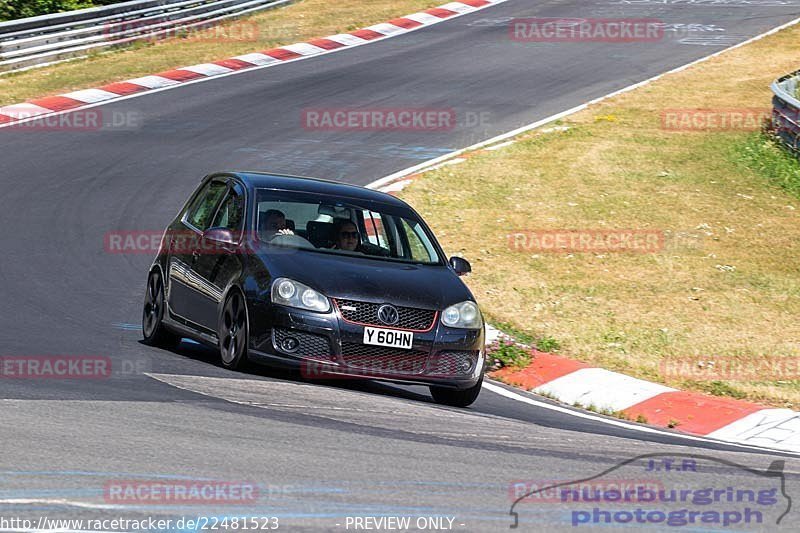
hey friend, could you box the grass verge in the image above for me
[399,25,800,407]
[486,339,532,370]
[0,0,438,106]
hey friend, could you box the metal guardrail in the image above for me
[0,0,293,73]
[771,69,800,156]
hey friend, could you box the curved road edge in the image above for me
[364,16,800,455]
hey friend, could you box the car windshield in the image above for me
[253,189,442,265]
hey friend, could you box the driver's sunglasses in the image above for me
[339,231,359,239]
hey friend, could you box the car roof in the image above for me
[221,171,409,209]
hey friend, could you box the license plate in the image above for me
[362,326,414,350]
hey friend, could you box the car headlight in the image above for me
[441,301,482,329]
[271,278,330,313]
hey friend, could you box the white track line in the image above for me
[0,498,126,510]
[4,2,797,455]
[0,0,511,129]
[482,382,800,456]
[366,15,800,455]
[367,13,800,190]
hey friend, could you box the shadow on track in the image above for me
[144,337,434,404]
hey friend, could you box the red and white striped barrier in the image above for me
[491,348,800,453]
[0,0,506,127]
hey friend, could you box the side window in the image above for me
[211,184,245,234]
[186,180,227,230]
[400,219,438,263]
[362,210,389,249]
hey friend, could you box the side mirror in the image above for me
[449,256,471,276]
[203,227,236,246]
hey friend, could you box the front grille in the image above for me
[335,299,437,331]
[427,351,479,376]
[273,328,334,361]
[340,342,429,375]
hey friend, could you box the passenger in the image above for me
[262,209,294,240]
[332,219,362,252]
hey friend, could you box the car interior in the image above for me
[254,201,412,259]
[251,193,441,265]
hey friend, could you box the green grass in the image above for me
[536,336,561,353]
[493,321,562,352]
[492,322,536,345]
[733,133,800,198]
[486,340,532,370]
[689,380,750,400]
[0,0,439,106]
[572,403,636,422]
[400,20,800,407]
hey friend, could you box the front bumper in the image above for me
[248,302,485,389]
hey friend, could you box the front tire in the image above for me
[219,290,249,370]
[430,379,483,407]
[142,269,181,348]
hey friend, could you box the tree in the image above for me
[0,0,96,21]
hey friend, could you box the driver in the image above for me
[262,209,294,240]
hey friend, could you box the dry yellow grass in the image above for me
[0,0,438,106]
[400,26,800,407]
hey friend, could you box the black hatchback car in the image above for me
[143,172,485,406]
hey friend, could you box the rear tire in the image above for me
[430,379,483,407]
[218,290,249,371]
[142,269,181,348]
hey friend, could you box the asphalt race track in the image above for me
[2,0,800,530]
